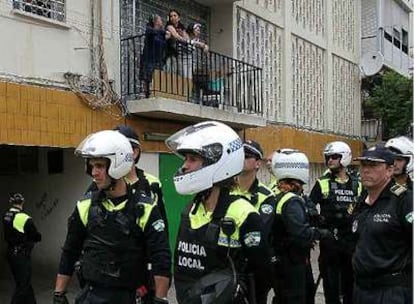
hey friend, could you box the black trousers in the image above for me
[75,284,136,304]
[319,239,353,304]
[7,252,36,304]
[273,255,307,304]
[353,284,412,304]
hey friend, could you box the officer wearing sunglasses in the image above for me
[309,141,362,304]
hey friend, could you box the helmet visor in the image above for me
[75,133,116,159]
[166,123,223,164]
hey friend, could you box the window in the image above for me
[47,150,64,174]
[13,0,65,22]
[0,146,38,175]
[393,28,401,49]
[384,31,392,42]
[402,29,408,54]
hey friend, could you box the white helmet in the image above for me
[323,141,352,167]
[165,121,244,195]
[75,130,134,179]
[271,149,309,184]
[385,136,414,173]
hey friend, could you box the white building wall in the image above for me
[234,0,361,137]
[361,0,379,54]
[0,0,120,92]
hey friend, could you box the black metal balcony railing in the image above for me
[121,34,263,115]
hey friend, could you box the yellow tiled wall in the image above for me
[245,125,363,164]
[0,81,121,147]
[0,81,363,157]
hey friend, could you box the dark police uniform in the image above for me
[232,178,276,304]
[301,194,320,304]
[310,173,361,304]
[58,187,170,304]
[352,182,413,304]
[83,168,168,302]
[272,192,321,304]
[3,206,41,304]
[174,189,270,304]
[87,167,168,231]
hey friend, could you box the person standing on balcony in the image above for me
[164,9,190,77]
[187,22,210,103]
[309,141,362,304]
[166,121,270,304]
[3,193,42,304]
[385,136,414,190]
[141,14,171,98]
[231,140,276,304]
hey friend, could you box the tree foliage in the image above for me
[362,70,413,140]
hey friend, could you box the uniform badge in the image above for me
[347,202,355,215]
[405,211,413,224]
[152,219,165,232]
[352,220,358,233]
[390,184,407,196]
[260,204,274,214]
[244,231,261,247]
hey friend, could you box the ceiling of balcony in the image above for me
[126,97,266,130]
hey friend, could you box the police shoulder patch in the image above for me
[405,211,413,224]
[243,231,261,247]
[390,184,407,196]
[260,204,274,214]
[152,219,165,232]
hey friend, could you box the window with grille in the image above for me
[402,29,408,54]
[393,28,401,49]
[13,0,65,22]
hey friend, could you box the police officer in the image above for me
[352,144,412,304]
[271,149,333,304]
[3,193,42,304]
[265,150,278,194]
[232,140,276,304]
[82,125,170,301]
[309,141,361,304]
[53,130,170,304]
[87,125,169,230]
[166,121,270,304]
[385,136,414,190]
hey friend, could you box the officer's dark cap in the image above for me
[354,144,395,165]
[243,140,264,160]
[114,125,141,148]
[9,193,24,204]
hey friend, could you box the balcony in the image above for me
[120,35,266,129]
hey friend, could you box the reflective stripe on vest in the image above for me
[144,172,162,188]
[276,192,297,214]
[319,179,330,198]
[189,198,258,248]
[319,177,362,198]
[231,182,274,210]
[77,198,155,231]
[13,213,30,233]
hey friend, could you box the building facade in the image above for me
[361,0,413,76]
